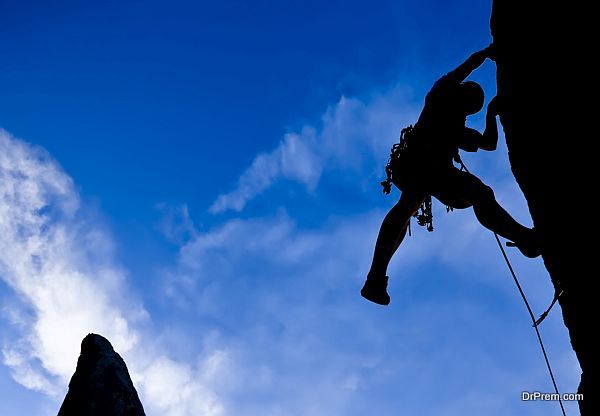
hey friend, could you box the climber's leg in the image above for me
[432,169,540,257]
[362,190,425,305]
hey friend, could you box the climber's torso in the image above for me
[412,75,479,167]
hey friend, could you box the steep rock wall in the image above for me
[491,1,593,414]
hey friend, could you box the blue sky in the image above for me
[0,1,580,415]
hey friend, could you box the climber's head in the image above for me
[458,81,485,115]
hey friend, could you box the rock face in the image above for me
[58,334,145,416]
[491,1,592,414]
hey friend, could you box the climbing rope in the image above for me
[493,233,566,416]
[458,157,567,416]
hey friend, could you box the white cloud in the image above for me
[0,130,226,415]
[210,129,322,214]
[155,203,198,245]
[139,355,225,416]
[210,88,419,213]
[2,347,59,395]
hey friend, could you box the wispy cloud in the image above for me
[210,88,419,213]
[0,130,225,415]
[210,129,322,214]
[155,202,198,245]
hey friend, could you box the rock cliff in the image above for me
[491,1,593,414]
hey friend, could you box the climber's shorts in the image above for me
[393,162,492,210]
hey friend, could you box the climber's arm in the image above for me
[444,44,495,84]
[459,128,484,152]
[480,96,499,151]
[460,98,499,152]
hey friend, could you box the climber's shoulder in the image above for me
[433,73,460,90]
[426,74,459,104]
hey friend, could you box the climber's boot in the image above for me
[361,274,391,306]
[507,228,541,258]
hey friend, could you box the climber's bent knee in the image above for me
[471,183,495,203]
[430,169,481,209]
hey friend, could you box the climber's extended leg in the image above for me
[432,169,540,257]
[362,190,426,305]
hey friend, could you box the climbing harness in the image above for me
[380,133,567,415]
[446,152,468,213]
[381,126,434,232]
[381,125,414,196]
[414,196,434,232]
[381,127,475,233]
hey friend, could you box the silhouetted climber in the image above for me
[362,45,540,306]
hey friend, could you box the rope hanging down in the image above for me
[455,156,563,324]
[458,157,566,416]
[493,233,567,416]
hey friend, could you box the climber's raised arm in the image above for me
[459,97,500,152]
[480,96,499,151]
[444,44,495,84]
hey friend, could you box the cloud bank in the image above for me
[0,130,225,415]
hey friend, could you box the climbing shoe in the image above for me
[361,275,391,306]
[507,228,541,258]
